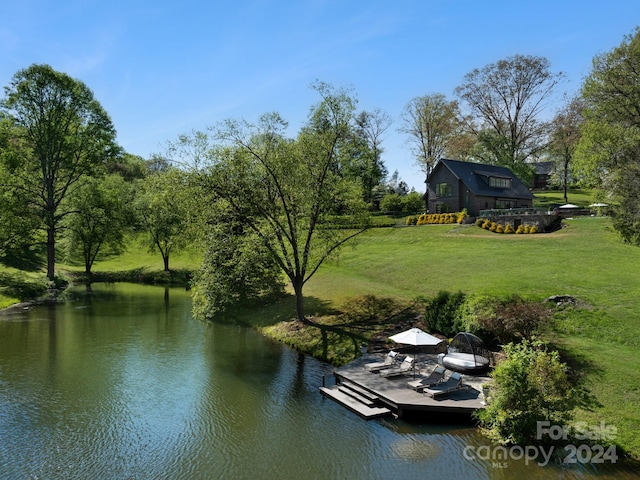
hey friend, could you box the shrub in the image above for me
[455,294,553,347]
[424,290,466,337]
[475,340,582,446]
[504,223,514,234]
[457,209,469,224]
[402,191,424,213]
[380,193,403,215]
[529,225,538,234]
[475,218,484,227]
[495,224,504,233]
[476,295,552,345]
[516,225,524,234]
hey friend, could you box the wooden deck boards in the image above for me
[325,353,490,418]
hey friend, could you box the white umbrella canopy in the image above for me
[389,328,442,378]
[389,328,442,346]
[559,203,579,209]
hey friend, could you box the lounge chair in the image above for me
[379,356,414,378]
[422,372,467,398]
[364,350,399,372]
[407,365,446,391]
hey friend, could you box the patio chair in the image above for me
[364,350,399,372]
[379,356,414,378]
[407,365,446,391]
[422,372,468,399]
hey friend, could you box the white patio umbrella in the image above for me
[389,328,442,378]
[559,203,579,209]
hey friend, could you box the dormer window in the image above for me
[489,176,511,188]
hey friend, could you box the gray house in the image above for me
[427,159,534,216]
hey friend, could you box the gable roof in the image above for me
[534,161,555,175]
[434,158,534,199]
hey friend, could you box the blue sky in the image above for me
[1,0,639,190]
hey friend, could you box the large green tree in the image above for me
[0,64,117,280]
[64,175,133,273]
[575,28,640,244]
[455,55,564,183]
[399,94,463,210]
[181,82,370,323]
[135,168,191,272]
[351,109,391,206]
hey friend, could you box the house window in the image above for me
[436,183,452,197]
[489,177,511,188]
[496,199,513,209]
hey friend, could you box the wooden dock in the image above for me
[320,353,490,420]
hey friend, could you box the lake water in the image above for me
[0,283,636,479]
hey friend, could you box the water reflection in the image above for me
[0,284,636,479]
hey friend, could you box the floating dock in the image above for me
[320,353,490,420]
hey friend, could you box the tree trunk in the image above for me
[292,278,306,323]
[563,158,569,204]
[423,174,430,212]
[47,224,55,281]
[163,253,170,272]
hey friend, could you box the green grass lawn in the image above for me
[532,188,604,208]
[302,218,640,458]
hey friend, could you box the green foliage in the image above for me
[453,295,553,347]
[402,191,424,213]
[423,290,466,337]
[575,28,640,244]
[178,82,371,322]
[379,193,403,214]
[476,340,581,446]
[0,64,118,280]
[191,207,285,320]
[134,168,192,271]
[63,175,133,273]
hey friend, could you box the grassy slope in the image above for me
[305,217,640,458]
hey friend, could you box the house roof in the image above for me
[534,161,555,175]
[434,158,534,199]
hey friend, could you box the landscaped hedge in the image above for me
[475,218,538,234]
[406,210,468,226]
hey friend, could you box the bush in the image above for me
[402,192,424,213]
[504,223,514,234]
[424,290,466,337]
[482,296,552,344]
[455,294,552,347]
[380,193,403,215]
[476,340,582,446]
